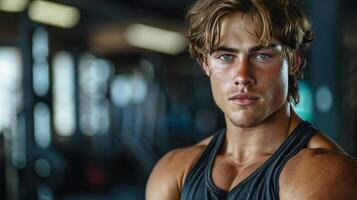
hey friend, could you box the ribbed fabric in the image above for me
[180,121,317,200]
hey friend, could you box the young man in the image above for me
[146,0,357,199]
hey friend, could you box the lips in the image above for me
[228,94,260,106]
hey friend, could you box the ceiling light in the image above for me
[28,0,80,29]
[125,23,187,55]
[0,0,28,12]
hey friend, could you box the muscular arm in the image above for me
[280,150,357,200]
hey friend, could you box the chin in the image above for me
[227,111,265,128]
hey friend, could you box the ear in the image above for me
[289,50,302,75]
[202,60,211,77]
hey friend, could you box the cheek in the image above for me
[208,66,222,76]
[207,62,231,76]
[208,66,232,106]
[209,69,226,97]
[279,60,290,94]
[211,65,238,85]
[264,60,289,100]
[208,64,233,88]
[206,58,235,77]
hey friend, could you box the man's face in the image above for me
[203,12,290,128]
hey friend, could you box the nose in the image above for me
[233,56,256,86]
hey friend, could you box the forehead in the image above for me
[218,12,260,45]
[217,11,281,49]
[220,12,256,31]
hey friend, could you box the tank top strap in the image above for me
[181,129,226,198]
[269,121,318,195]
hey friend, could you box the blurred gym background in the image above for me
[0,0,356,199]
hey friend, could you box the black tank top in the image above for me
[180,121,317,200]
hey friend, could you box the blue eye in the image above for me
[219,54,234,61]
[256,53,271,60]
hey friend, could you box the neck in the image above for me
[222,104,301,163]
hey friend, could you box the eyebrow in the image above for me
[214,43,278,54]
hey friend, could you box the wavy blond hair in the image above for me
[186,0,314,104]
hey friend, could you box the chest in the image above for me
[211,155,270,191]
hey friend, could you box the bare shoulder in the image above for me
[146,136,213,200]
[308,131,346,152]
[280,132,357,200]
